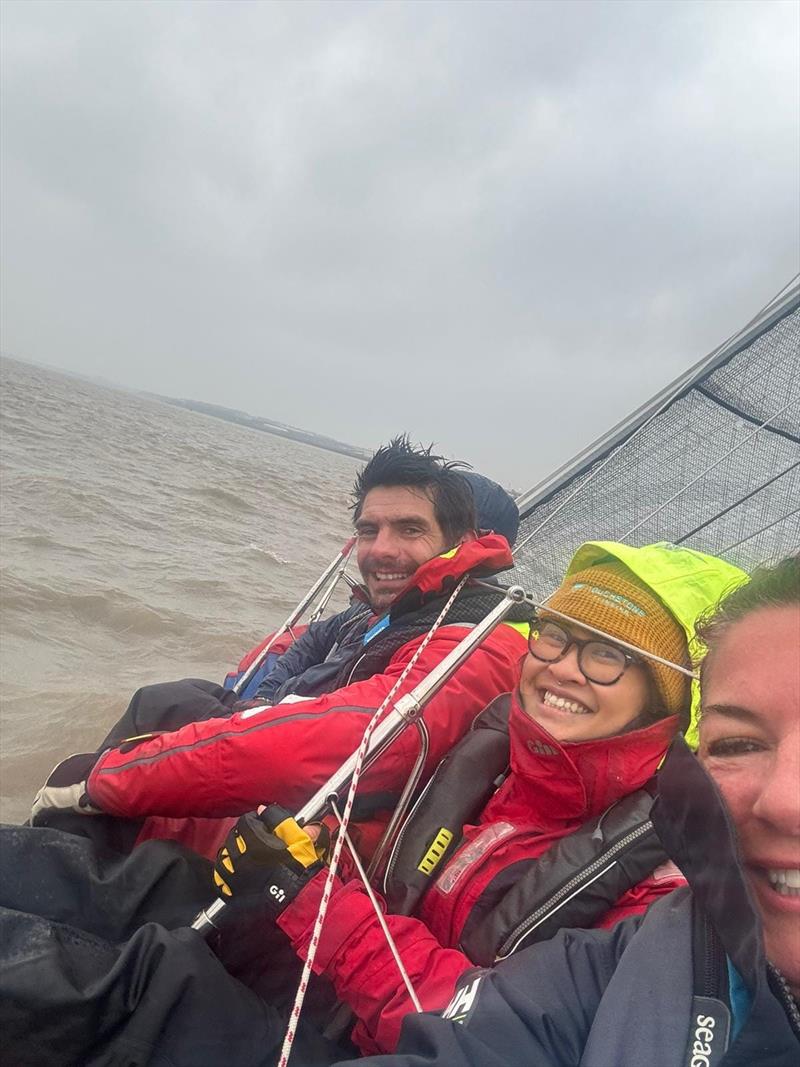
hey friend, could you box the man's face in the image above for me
[698,605,800,997]
[355,485,454,611]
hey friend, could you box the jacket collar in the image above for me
[506,689,678,824]
[653,737,766,987]
[351,534,514,619]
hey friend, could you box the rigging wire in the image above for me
[718,506,800,556]
[515,446,623,554]
[515,276,799,557]
[515,389,689,554]
[330,796,423,1013]
[470,579,697,677]
[618,401,793,542]
[675,461,800,544]
[277,576,468,1066]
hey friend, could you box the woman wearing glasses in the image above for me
[215,540,744,1057]
[339,554,799,1067]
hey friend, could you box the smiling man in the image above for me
[31,436,528,865]
[355,484,461,609]
[244,450,519,710]
[351,441,482,609]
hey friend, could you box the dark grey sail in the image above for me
[510,276,800,599]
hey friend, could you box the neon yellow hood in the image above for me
[563,541,748,747]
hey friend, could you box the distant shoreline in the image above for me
[1,353,371,463]
[153,395,372,462]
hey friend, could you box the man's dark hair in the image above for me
[697,553,799,679]
[352,434,477,545]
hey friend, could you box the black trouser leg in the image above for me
[0,908,344,1067]
[0,824,212,939]
[98,677,240,749]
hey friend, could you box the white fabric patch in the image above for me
[434,822,516,895]
[239,695,312,720]
[651,859,684,882]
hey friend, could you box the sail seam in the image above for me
[516,290,800,521]
[694,385,800,445]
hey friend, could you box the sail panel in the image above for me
[511,279,800,599]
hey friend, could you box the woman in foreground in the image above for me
[336,554,799,1066]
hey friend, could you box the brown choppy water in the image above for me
[0,357,359,822]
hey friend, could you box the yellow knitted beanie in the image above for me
[546,561,689,718]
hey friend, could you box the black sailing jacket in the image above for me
[338,737,800,1067]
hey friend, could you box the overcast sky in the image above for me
[1,0,798,487]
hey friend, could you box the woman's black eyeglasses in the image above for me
[528,617,640,686]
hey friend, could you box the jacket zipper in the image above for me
[495,820,654,960]
[381,712,507,898]
[382,768,441,895]
[702,913,723,998]
[768,963,800,1038]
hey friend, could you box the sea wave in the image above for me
[0,357,358,820]
[6,533,92,556]
[186,485,258,513]
[1,571,194,638]
[246,544,293,565]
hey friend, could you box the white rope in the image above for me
[277,575,468,1066]
[330,797,423,1013]
[619,401,793,542]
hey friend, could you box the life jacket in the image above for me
[332,583,529,692]
[382,694,669,965]
[225,534,525,701]
[222,627,308,697]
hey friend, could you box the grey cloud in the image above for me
[2,0,798,486]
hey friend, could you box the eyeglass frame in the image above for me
[525,602,699,680]
[527,615,642,686]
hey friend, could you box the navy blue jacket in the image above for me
[339,739,799,1067]
[255,603,371,703]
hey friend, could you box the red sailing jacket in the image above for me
[276,692,685,1055]
[87,537,527,832]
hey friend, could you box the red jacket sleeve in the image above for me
[594,860,686,928]
[87,622,526,818]
[277,872,474,1055]
[277,861,686,1055]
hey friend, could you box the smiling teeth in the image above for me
[766,869,800,896]
[375,572,408,581]
[543,690,591,715]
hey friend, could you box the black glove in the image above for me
[213,805,326,918]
